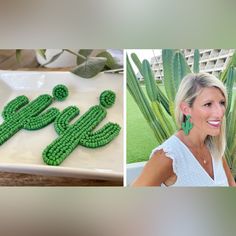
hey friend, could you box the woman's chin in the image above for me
[207,129,221,137]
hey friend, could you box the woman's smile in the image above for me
[207,120,221,128]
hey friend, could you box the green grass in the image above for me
[127,87,157,164]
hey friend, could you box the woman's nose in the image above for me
[213,104,225,117]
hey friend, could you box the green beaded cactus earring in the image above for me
[42,90,121,166]
[0,84,69,145]
[181,114,193,135]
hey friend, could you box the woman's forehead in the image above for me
[196,87,225,100]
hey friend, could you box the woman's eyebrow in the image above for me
[201,99,213,103]
[201,98,225,103]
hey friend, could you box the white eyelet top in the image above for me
[150,135,229,187]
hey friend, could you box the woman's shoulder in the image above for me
[150,135,179,158]
[149,135,179,182]
[161,135,179,146]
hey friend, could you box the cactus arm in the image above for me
[0,120,21,145]
[42,132,78,166]
[23,108,60,130]
[21,94,53,117]
[74,105,107,131]
[2,96,29,120]
[80,122,121,148]
[54,106,80,135]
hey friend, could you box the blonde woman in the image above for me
[133,73,235,186]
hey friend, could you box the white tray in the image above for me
[0,70,123,180]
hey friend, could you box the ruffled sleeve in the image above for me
[149,143,178,175]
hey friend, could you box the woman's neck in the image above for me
[176,129,207,149]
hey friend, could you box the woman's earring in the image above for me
[182,115,193,135]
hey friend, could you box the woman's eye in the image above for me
[204,102,212,107]
[220,101,226,106]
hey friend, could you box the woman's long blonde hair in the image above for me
[175,73,228,160]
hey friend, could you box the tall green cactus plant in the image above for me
[0,85,69,145]
[127,49,236,177]
[42,90,121,166]
[127,49,192,144]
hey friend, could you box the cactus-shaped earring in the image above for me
[181,114,193,135]
[42,90,121,166]
[0,84,69,145]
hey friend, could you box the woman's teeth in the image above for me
[207,121,220,126]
